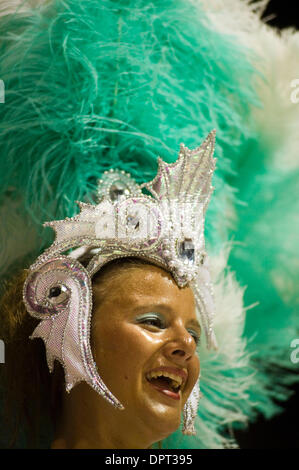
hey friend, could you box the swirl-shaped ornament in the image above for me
[23,256,123,409]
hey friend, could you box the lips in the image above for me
[145,366,188,401]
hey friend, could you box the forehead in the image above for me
[94,264,196,319]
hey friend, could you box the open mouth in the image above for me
[146,369,186,401]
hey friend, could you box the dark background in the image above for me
[235,0,299,449]
[259,0,299,29]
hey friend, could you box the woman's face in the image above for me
[91,263,200,442]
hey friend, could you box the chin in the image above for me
[155,419,181,443]
[138,401,182,441]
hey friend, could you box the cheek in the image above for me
[92,321,161,384]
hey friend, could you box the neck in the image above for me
[51,383,158,449]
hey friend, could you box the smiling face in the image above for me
[91,261,200,443]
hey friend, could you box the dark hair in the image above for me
[0,269,54,448]
[0,257,163,448]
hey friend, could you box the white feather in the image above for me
[198,0,299,171]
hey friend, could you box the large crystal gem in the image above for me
[127,213,140,230]
[49,286,62,298]
[47,284,69,305]
[178,239,195,263]
[109,181,130,201]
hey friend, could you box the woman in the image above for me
[52,259,200,449]
[2,135,215,448]
[0,0,298,449]
[19,136,215,448]
[0,258,201,449]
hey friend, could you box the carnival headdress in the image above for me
[23,130,217,417]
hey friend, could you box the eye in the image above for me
[46,284,70,306]
[143,318,164,328]
[135,314,166,330]
[188,329,200,345]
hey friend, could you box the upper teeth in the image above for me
[146,371,183,389]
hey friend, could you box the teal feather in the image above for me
[0,0,260,251]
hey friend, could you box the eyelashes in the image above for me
[135,313,166,329]
[134,313,201,345]
[188,329,200,345]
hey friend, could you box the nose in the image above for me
[163,325,197,365]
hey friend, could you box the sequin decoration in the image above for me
[182,378,203,435]
[23,256,123,409]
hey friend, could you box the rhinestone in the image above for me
[127,214,140,230]
[47,284,69,305]
[109,181,130,201]
[49,286,61,297]
[178,238,195,263]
